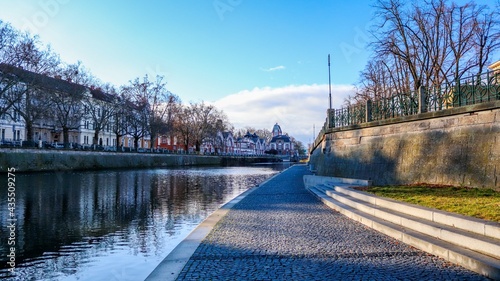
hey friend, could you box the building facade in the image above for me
[0,63,150,149]
[268,123,293,155]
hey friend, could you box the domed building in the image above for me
[268,123,293,155]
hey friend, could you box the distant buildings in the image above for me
[489,60,500,84]
[0,62,298,155]
[234,131,266,155]
[489,60,500,73]
[269,123,293,155]
[195,123,295,156]
[0,63,151,149]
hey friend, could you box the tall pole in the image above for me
[328,54,332,109]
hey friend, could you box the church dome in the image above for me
[272,123,282,137]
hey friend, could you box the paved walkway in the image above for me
[175,165,489,280]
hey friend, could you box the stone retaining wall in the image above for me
[0,150,221,172]
[309,101,500,189]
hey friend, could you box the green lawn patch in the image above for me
[359,184,500,222]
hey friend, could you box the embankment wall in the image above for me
[0,150,278,172]
[309,101,500,189]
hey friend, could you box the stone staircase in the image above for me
[304,175,500,280]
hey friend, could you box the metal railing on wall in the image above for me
[328,70,500,130]
[427,71,500,112]
[310,70,500,154]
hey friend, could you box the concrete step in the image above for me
[304,176,500,280]
[314,184,500,260]
[331,184,500,241]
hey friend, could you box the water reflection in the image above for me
[0,165,286,280]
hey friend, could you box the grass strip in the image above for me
[359,184,500,222]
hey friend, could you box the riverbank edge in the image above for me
[144,165,292,281]
[0,149,280,172]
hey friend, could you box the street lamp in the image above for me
[328,54,332,110]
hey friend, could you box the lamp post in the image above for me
[328,54,332,110]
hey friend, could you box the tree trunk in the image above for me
[134,137,139,151]
[63,127,70,148]
[150,133,157,149]
[195,140,201,153]
[25,121,33,142]
[184,135,189,152]
[93,129,100,146]
[116,134,121,150]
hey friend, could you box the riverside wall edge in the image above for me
[309,103,500,190]
[0,150,278,172]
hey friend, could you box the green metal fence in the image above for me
[427,71,500,112]
[328,70,500,129]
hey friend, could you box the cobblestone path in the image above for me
[176,165,490,281]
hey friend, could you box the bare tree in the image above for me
[440,1,480,84]
[0,64,24,119]
[351,0,500,105]
[0,27,66,143]
[192,102,229,153]
[3,65,55,143]
[0,21,18,116]
[122,75,180,149]
[174,102,229,153]
[0,20,19,65]
[174,105,195,152]
[292,138,306,156]
[254,128,272,143]
[0,23,57,121]
[83,87,117,147]
[372,0,425,92]
[5,33,60,75]
[59,61,98,86]
[112,94,132,150]
[127,100,148,150]
[49,82,88,148]
[472,4,500,76]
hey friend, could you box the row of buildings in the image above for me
[0,63,150,150]
[0,63,295,156]
[157,123,295,156]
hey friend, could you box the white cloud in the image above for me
[261,65,286,72]
[213,84,356,147]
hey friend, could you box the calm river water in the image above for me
[0,164,288,280]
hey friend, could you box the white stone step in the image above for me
[313,184,500,260]
[308,185,500,280]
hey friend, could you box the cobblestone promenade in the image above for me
[176,165,489,281]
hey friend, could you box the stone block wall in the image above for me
[0,150,221,172]
[309,102,500,190]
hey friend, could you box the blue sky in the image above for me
[0,0,496,146]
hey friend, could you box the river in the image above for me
[0,164,289,280]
